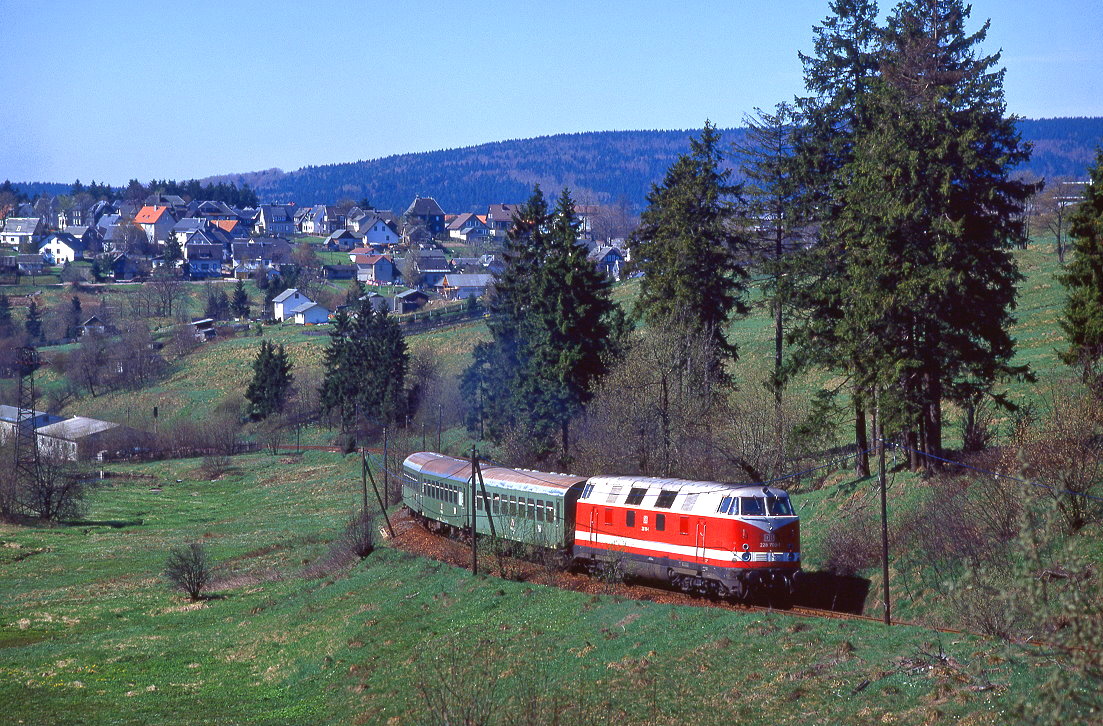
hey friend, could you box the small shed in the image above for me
[291,302,331,325]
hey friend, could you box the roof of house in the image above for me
[326,228,358,240]
[64,225,94,238]
[446,212,487,231]
[212,219,239,234]
[395,288,428,300]
[273,288,308,304]
[36,416,119,440]
[134,206,172,224]
[487,203,518,220]
[2,217,43,234]
[353,254,392,266]
[405,196,445,217]
[291,301,328,316]
[587,245,625,262]
[0,405,57,424]
[441,273,493,288]
[172,217,206,233]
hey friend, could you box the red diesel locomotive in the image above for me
[402,452,800,602]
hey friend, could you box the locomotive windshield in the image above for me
[740,497,765,516]
[766,495,794,516]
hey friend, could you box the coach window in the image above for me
[527,498,536,519]
[656,514,666,531]
[625,487,647,506]
[626,510,636,528]
[536,500,545,522]
[493,493,501,514]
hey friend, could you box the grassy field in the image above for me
[1,238,1096,724]
[0,451,1057,725]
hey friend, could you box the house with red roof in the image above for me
[353,253,399,284]
[134,205,177,245]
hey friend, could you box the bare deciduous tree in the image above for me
[164,543,212,600]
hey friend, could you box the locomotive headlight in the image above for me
[742,543,750,551]
[741,552,751,562]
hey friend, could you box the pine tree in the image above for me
[25,300,42,341]
[1060,147,1103,393]
[205,289,230,321]
[245,341,293,420]
[631,121,749,371]
[0,293,13,337]
[231,279,251,320]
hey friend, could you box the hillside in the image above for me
[214,117,1103,211]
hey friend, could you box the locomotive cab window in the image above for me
[766,495,794,516]
[655,490,677,508]
[718,496,734,514]
[741,497,765,516]
[625,488,648,506]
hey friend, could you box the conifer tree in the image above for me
[631,121,749,372]
[1060,147,1103,393]
[0,293,14,337]
[25,300,42,342]
[231,279,251,320]
[790,0,1034,467]
[462,186,625,460]
[245,340,293,420]
[66,296,82,340]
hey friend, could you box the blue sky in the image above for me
[2,0,1100,185]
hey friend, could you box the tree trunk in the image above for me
[905,429,921,471]
[854,392,870,477]
[924,370,942,469]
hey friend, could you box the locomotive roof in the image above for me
[586,476,789,499]
[404,452,587,496]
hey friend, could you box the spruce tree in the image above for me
[462,186,624,460]
[790,0,1034,466]
[1060,147,1103,392]
[231,279,251,320]
[631,121,749,372]
[0,293,13,337]
[245,340,293,420]
[25,300,42,341]
[66,296,82,340]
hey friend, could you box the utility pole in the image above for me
[382,427,389,509]
[875,388,891,626]
[470,445,478,576]
[437,404,442,452]
[360,447,369,514]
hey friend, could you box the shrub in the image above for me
[340,511,375,558]
[164,543,212,600]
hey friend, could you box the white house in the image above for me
[38,232,88,264]
[272,288,313,321]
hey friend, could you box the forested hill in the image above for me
[227,117,1101,212]
[10,118,1100,212]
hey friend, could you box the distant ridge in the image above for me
[13,118,1103,212]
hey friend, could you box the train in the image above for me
[401,451,800,602]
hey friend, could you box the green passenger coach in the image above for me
[402,451,588,550]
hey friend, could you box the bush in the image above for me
[340,511,375,558]
[164,543,212,600]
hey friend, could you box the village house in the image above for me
[0,405,65,441]
[272,288,313,321]
[1,217,46,249]
[393,288,429,313]
[325,229,360,251]
[257,204,297,236]
[38,232,89,264]
[446,212,490,242]
[405,196,446,235]
[134,205,177,245]
[486,203,519,239]
[353,253,399,285]
[588,245,626,280]
[438,273,493,300]
[292,301,331,325]
[232,237,291,272]
[348,210,400,245]
[183,229,228,278]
